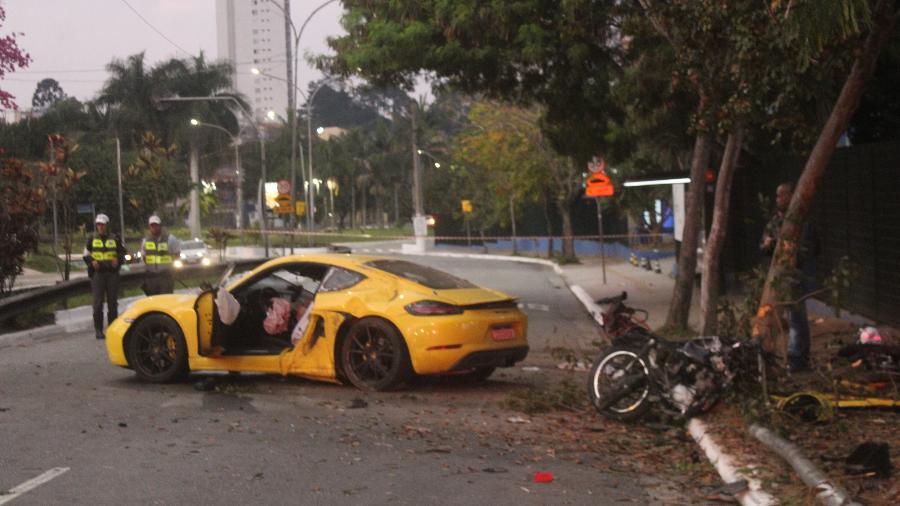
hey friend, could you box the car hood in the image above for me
[429,287,516,306]
[126,293,199,314]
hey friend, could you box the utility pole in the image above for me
[116,137,125,238]
[188,144,201,239]
[234,138,243,229]
[284,0,299,253]
[411,102,425,252]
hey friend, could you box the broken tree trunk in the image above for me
[700,124,745,335]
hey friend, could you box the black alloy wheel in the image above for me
[341,318,411,391]
[127,314,188,383]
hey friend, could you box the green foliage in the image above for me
[125,132,184,219]
[717,266,769,338]
[326,0,619,163]
[0,156,45,294]
[32,78,65,109]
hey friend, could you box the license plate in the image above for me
[491,326,516,341]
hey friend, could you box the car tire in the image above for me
[340,318,411,391]
[127,314,188,383]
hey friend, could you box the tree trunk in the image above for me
[665,130,712,330]
[361,185,368,228]
[754,7,898,362]
[542,191,554,258]
[509,194,517,255]
[700,124,744,335]
[393,182,400,226]
[557,195,575,259]
[350,180,356,229]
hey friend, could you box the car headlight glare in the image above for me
[173,259,184,268]
[201,257,211,266]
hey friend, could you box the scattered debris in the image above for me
[845,442,892,478]
[347,398,368,409]
[507,416,531,424]
[521,366,540,372]
[193,377,217,392]
[482,467,508,473]
[118,422,127,428]
[533,471,554,483]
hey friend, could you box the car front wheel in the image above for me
[341,318,411,391]
[127,314,188,383]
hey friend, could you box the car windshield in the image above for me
[366,260,475,290]
[182,240,205,250]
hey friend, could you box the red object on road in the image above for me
[533,472,554,483]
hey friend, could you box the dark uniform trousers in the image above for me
[92,271,120,336]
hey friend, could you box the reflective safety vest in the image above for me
[144,235,172,265]
[91,237,118,263]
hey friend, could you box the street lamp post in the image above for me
[263,0,339,249]
[157,95,269,257]
[326,177,337,230]
[190,119,244,229]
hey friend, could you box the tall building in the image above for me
[216,0,288,120]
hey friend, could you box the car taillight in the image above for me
[404,300,463,316]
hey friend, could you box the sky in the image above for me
[0,0,346,109]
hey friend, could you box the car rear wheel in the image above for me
[128,314,188,383]
[341,318,411,391]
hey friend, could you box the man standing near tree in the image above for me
[761,182,818,373]
[83,213,126,339]
[141,215,180,295]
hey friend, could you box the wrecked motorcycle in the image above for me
[587,292,761,422]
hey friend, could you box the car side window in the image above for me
[320,267,365,293]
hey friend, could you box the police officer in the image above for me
[83,213,126,339]
[141,215,180,295]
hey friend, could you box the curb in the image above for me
[400,247,778,504]
[689,418,776,506]
[394,248,564,275]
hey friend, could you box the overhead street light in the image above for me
[252,68,335,245]
[190,118,244,229]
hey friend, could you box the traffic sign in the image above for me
[274,193,292,214]
[295,200,305,216]
[586,171,614,197]
[461,200,472,214]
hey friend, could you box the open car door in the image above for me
[194,290,216,356]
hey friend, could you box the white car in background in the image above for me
[175,239,212,268]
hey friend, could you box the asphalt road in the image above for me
[0,256,687,505]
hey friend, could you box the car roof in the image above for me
[252,253,388,271]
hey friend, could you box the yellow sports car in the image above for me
[105,254,528,391]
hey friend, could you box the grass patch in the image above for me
[1,305,56,331]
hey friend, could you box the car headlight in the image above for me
[173,259,184,268]
[124,254,132,262]
[201,257,211,266]
[180,252,187,259]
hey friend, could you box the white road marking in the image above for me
[0,467,70,505]
[517,303,550,312]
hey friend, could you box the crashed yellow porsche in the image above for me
[105,254,528,391]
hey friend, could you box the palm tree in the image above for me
[98,52,167,146]
[160,53,240,237]
[101,52,242,236]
